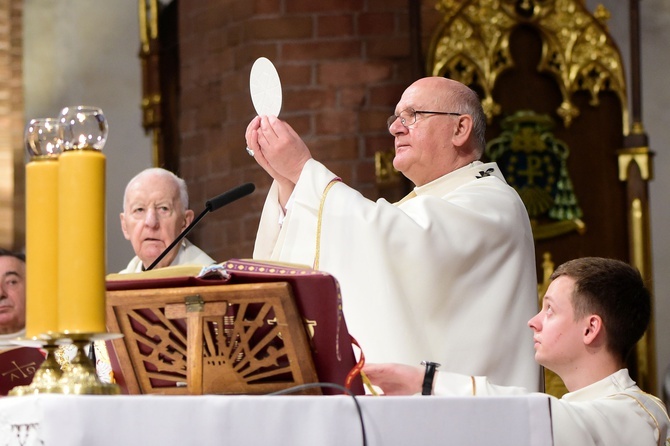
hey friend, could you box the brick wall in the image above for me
[0,0,24,250]
[179,0,435,262]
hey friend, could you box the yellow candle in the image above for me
[25,157,59,338]
[57,149,106,334]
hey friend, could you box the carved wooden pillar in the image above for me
[0,0,25,250]
[139,0,162,167]
[617,0,656,393]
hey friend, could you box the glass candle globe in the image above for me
[59,106,109,151]
[25,118,64,157]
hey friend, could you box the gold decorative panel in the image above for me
[428,0,628,131]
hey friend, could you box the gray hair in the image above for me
[448,85,487,158]
[122,167,189,212]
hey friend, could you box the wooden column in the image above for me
[618,0,657,393]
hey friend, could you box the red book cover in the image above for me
[0,347,46,396]
[106,259,364,395]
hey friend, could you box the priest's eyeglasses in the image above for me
[387,108,462,129]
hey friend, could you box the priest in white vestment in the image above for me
[364,257,670,446]
[246,77,540,390]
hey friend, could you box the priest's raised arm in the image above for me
[246,77,540,391]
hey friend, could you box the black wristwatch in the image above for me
[420,361,440,395]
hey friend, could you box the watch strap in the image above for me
[421,361,440,395]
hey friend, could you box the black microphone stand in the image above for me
[145,182,255,271]
[145,206,210,271]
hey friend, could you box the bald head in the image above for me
[123,168,189,213]
[120,168,194,269]
[409,77,487,156]
[389,77,487,185]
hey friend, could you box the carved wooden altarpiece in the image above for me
[422,0,656,393]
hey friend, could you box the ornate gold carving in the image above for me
[139,0,162,166]
[617,147,652,181]
[375,149,401,185]
[537,251,554,298]
[631,199,645,277]
[630,198,655,392]
[428,0,628,131]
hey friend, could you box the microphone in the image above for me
[145,182,256,271]
[205,182,255,212]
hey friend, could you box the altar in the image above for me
[0,393,553,445]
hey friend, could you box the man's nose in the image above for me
[388,118,407,136]
[144,208,159,227]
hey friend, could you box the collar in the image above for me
[561,369,636,402]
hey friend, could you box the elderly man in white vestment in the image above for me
[118,167,215,273]
[245,76,540,390]
[72,169,216,382]
[364,257,670,446]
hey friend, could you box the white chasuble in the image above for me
[254,159,540,390]
[434,369,670,446]
[119,238,215,274]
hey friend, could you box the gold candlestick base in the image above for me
[9,343,63,396]
[55,334,120,395]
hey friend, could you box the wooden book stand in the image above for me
[106,282,320,395]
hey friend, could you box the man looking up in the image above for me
[0,249,26,347]
[364,257,670,446]
[245,77,540,390]
[119,167,215,273]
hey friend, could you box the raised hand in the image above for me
[255,116,312,184]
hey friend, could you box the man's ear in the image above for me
[183,209,194,229]
[120,213,130,240]
[583,314,603,346]
[452,114,474,148]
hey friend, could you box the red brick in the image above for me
[358,13,397,36]
[310,136,358,161]
[339,86,367,108]
[359,109,391,133]
[228,24,248,47]
[203,149,232,178]
[233,44,280,70]
[315,110,358,135]
[282,114,312,136]
[355,159,377,183]
[248,16,314,40]
[369,84,406,107]
[176,0,418,265]
[367,0,407,12]
[282,41,362,61]
[366,35,411,58]
[283,87,336,112]
[318,14,355,37]
[275,64,313,87]
[254,0,282,14]
[318,60,392,86]
[319,160,355,183]
[286,0,361,14]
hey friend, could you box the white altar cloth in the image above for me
[0,393,552,446]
